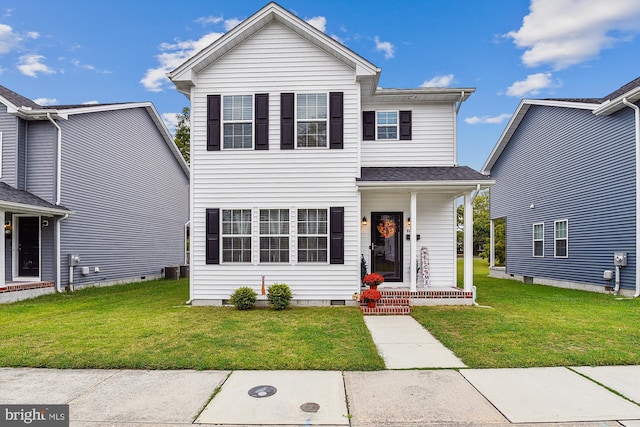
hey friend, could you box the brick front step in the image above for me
[377,297,410,306]
[380,289,473,299]
[360,305,412,315]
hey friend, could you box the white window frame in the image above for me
[532,223,544,257]
[297,208,328,263]
[259,209,290,263]
[221,209,252,263]
[376,111,399,140]
[295,92,328,149]
[222,94,253,150]
[554,219,568,258]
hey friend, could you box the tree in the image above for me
[457,191,490,257]
[174,107,190,163]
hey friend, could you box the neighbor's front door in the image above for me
[16,216,40,278]
[370,212,403,282]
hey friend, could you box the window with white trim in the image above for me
[223,95,253,149]
[221,209,252,262]
[298,209,328,263]
[260,209,289,263]
[554,220,568,258]
[533,223,544,257]
[296,93,327,148]
[377,111,398,140]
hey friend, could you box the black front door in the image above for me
[18,216,40,277]
[371,212,403,282]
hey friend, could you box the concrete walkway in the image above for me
[1,366,639,426]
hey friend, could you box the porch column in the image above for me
[489,219,495,268]
[463,191,473,292]
[410,191,417,292]
[0,210,4,289]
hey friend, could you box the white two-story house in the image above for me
[169,2,492,306]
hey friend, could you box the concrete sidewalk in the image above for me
[1,366,639,426]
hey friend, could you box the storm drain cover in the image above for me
[248,385,277,398]
[300,402,320,413]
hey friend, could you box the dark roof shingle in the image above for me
[0,182,70,212]
[358,166,490,182]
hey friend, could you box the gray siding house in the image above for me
[0,86,190,302]
[482,77,640,297]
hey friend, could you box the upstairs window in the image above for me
[298,209,328,263]
[260,209,290,263]
[297,93,327,148]
[377,112,398,140]
[223,95,253,149]
[221,209,252,263]
[533,223,544,257]
[554,220,568,258]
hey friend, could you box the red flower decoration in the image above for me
[361,288,382,302]
[362,273,384,286]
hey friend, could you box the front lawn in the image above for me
[0,281,383,370]
[411,258,640,368]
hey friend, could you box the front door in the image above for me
[371,212,403,282]
[16,216,40,278]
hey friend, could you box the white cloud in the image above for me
[17,54,55,77]
[421,74,455,88]
[195,16,223,25]
[224,18,241,31]
[162,112,179,134]
[0,23,20,54]
[374,36,394,59]
[33,97,57,106]
[26,31,39,39]
[305,16,326,32]
[141,31,224,92]
[507,0,640,69]
[82,100,99,105]
[465,113,512,125]
[506,72,554,97]
[71,59,95,71]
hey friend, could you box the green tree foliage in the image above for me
[174,107,190,163]
[457,191,491,257]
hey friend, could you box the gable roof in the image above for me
[482,77,640,174]
[167,2,380,96]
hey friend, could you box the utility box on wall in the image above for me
[68,254,81,266]
[614,252,627,266]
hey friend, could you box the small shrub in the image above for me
[267,283,292,310]
[229,287,257,310]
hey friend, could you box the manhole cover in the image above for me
[248,385,277,398]
[300,402,320,413]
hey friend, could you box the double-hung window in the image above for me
[533,223,544,257]
[298,209,328,263]
[221,209,252,262]
[223,95,253,149]
[554,220,568,258]
[377,111,398,140]
[260,209,289,263]
[297,93,327,148]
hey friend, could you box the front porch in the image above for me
[0,280,56,303]
[360,287,474,315]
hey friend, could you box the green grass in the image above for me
[0,280,383,370]
[411,258,640,368]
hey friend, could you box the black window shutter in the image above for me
[207,95,221,151]
[255,93,269,150]
[363,111,375,140]
[330,207,344,264]
[205,208,220,264]
[399,110,412,140]
[329,92,343,149]
[280,93,294,149]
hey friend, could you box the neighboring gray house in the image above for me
[0,86,190,302]
[482,77,640,297]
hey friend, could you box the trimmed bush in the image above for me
[229,287,257,310]
[267,283,292,310]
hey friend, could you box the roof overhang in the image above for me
[482,99,599,174]
[167,2,380,97]
[593,86,640,116]
[357,179,494,195]
[0,200,71,216]
[366,88,475,104]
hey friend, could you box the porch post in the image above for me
[490,219,495,268]
[410,191,417,292]
[0,210,4,289]
[463,191,473,292]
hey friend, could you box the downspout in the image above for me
[622,98,640,298]
[47,113,65,293]
[55,214,69,293]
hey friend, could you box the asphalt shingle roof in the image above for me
[0,182,70,212]
[358,166,491,182]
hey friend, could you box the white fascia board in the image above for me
[0,201,71,216]
[593,87,640,116]
[357,179,494,189]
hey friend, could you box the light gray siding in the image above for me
[25,121,56,203]
[0,105,18,187]
[490,104,636,291]
[58,107,189,287]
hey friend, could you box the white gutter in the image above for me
[55,213,69,293]
[46,113,62,205]
[622,98,640,298]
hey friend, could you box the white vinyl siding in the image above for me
[223,95,253,149]
[376,111,398,140]
[298,208,328,263]
[222,209,252,263]
[533,223,544,257]
[554,219,568,258]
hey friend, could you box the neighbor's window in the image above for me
[377,111,398,140]
[297,93,327,148]
[554,219,568,258]
[221,209,252,262]
[223,95,253,149]
[533,223,544,257]
[260,209,290,262]
[298,209,328,263]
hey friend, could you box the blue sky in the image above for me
[1,0,640,170]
